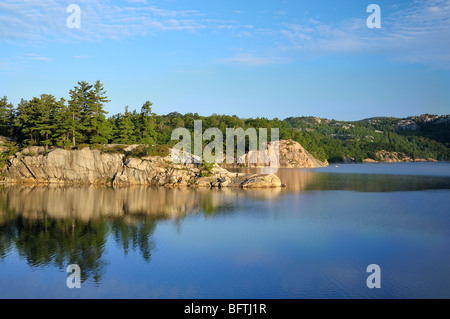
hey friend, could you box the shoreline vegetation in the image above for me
[0,80,448,186]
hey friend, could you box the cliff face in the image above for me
[222,139,328,169]
[6,147,124,184]
[1,146,282,188]
[276,140,328,168]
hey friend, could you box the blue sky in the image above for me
[1,0,449,121]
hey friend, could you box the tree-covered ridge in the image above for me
[1,81,449,163]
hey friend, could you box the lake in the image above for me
[0,162,449,299]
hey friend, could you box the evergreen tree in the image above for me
[36,94,55,150]
[15,97,41,146]
[139,101,157,145]
[0,96,14,137]
[68,81,92,146]
[85,80,111,144]
[51,98,72,148]
[115,106,136,144]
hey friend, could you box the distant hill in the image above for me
[280,114,449,163]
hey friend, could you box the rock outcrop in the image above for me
[221,139,328,169]
[6,147,124,184]
[363,150,438,163]
[1,146,283,188]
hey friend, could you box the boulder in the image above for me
[239,174,282,188]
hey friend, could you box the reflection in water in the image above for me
[302,172,450,192]
[0,185,283,284]
[237,167,450,192]
[0,166,449,287]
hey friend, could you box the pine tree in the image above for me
[0,96,15,137]
[140,100,157,145]
[36,94,54,150]
[85,80,111,144]
[68,81,92,146]
[51,98,72,148]
[115,106,136,144]
[15,97,41,146]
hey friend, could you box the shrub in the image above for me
[90,143,104,150]
[74,143,90,150]
[125,145,148,159]
[147,144,170,157]
[102,145,127,154]
[199,161,214,177]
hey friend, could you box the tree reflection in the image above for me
[0,212,158,284]
[110,215,157,262]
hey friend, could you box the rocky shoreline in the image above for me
[341,150,439,164]
[0,139,333,188]
[0,146,283,188]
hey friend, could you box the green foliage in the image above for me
[199,160,214,177]
[114,106,136,144]
[0,96,14,137]
[0,141,18,172]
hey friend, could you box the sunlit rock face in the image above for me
[221,139,328,169]
[1,147,283,188]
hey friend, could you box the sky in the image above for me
[1,0,450,121]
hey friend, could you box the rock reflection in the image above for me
[0,185,285,221]
[0,185,285,285]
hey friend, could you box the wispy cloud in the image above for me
[221,52,285,67]
[0,0,208,43]
[19,53,52,62]
[278,0,450,68]
[1,0,449,70]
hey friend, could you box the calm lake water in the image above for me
[0,162,449,299]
